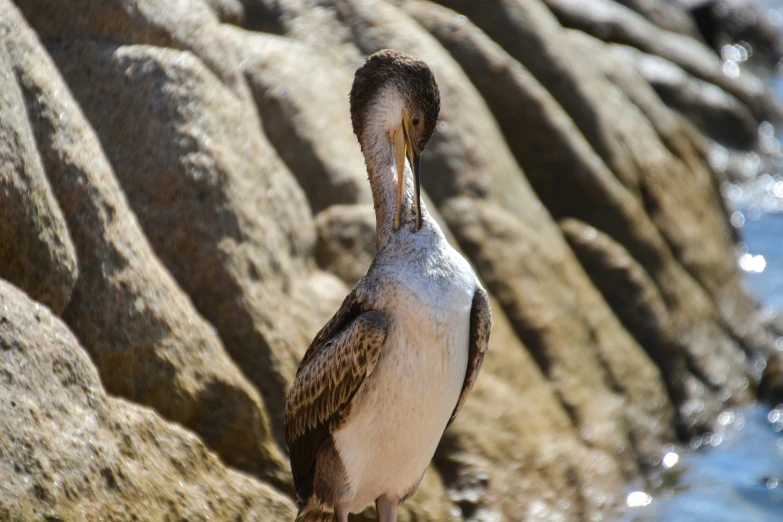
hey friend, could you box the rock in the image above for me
[0,279,296,521]
[0,0,289,487]
[559,218,721,433]
[15,0,247,96]
[610,44,757,150]
[234,0,367,71]
[616,0,703,39]
[204,0,246,24]
[588,28,780,363]
[760,352,783,405]
[223,27,371,213]
[1,0,779,520]
[315,204,377,285]
[688,0,783,71]
[412,0,755,405]
[539,0,783,123]
[0,44,77,315]
[40,25,345,440]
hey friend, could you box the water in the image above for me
[741,213,783,310]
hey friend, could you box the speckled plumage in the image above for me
[285,49,492,522]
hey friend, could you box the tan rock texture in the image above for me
[17,0,349,443]
[761,352,783,405]
[0,0,289,488]
[0,44,76,315]
[0,279,296,521]
[0,0,779,520]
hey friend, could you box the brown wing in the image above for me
[447,287,492,428]
[285,288,388,505]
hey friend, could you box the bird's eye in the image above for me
[412,117,421,126]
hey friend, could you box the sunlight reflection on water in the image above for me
[620,405,783,522]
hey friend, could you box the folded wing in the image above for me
[285,289,389,503]
[447,287,492,428]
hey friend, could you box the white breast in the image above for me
[333,244,476,512]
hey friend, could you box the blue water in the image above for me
[743,214,783,310]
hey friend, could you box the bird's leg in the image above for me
[375,495,399,522]
[335,505,349,522]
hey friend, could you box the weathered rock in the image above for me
[40,26,346,440]
[616,0,703,39]
[589,28,780,363]
[539,0,783,123]
[689,0,783,71]
[441,197,673,472]
[0,0,779,520]
[761,351,783,405]
[0,279,295,521]
[239,0,366,70]
[610,44,757,150]
[315,204,377,285]
[411,0,754,405]
[204,0,246,24]
[0,43,76,315]
[0,0,289,487]
[559,218,721,433]
[15,0,247,96]
[223,27,371,213]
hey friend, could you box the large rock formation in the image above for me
[0,279,296,521]
[1,0,779,520]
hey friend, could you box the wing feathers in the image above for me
[284,290,388,500]
[447,287,492,428]
[286,310,387,440]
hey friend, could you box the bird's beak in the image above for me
[405,119,422,232]
[392,111,422,231]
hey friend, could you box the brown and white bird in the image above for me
[285,49,492,522]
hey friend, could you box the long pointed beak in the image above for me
[393,125,406,230]
[392,113,422,232]
[401,120,422,232]
[412,150,421,231]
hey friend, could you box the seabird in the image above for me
[285,49,492,522]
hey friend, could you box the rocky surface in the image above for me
[1,0,290,490]
[0,46,77,315]
[1,0,781,520]
[0,279,296,521]
[761,351,783,405]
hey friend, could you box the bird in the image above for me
[284,49,492,522]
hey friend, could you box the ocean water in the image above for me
[619,2,783,520]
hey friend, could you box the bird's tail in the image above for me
[296,499,337,522]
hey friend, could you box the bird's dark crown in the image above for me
[349,49,440,153]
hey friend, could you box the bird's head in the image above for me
[350,49,440,232]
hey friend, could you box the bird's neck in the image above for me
[364,139,427,252]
